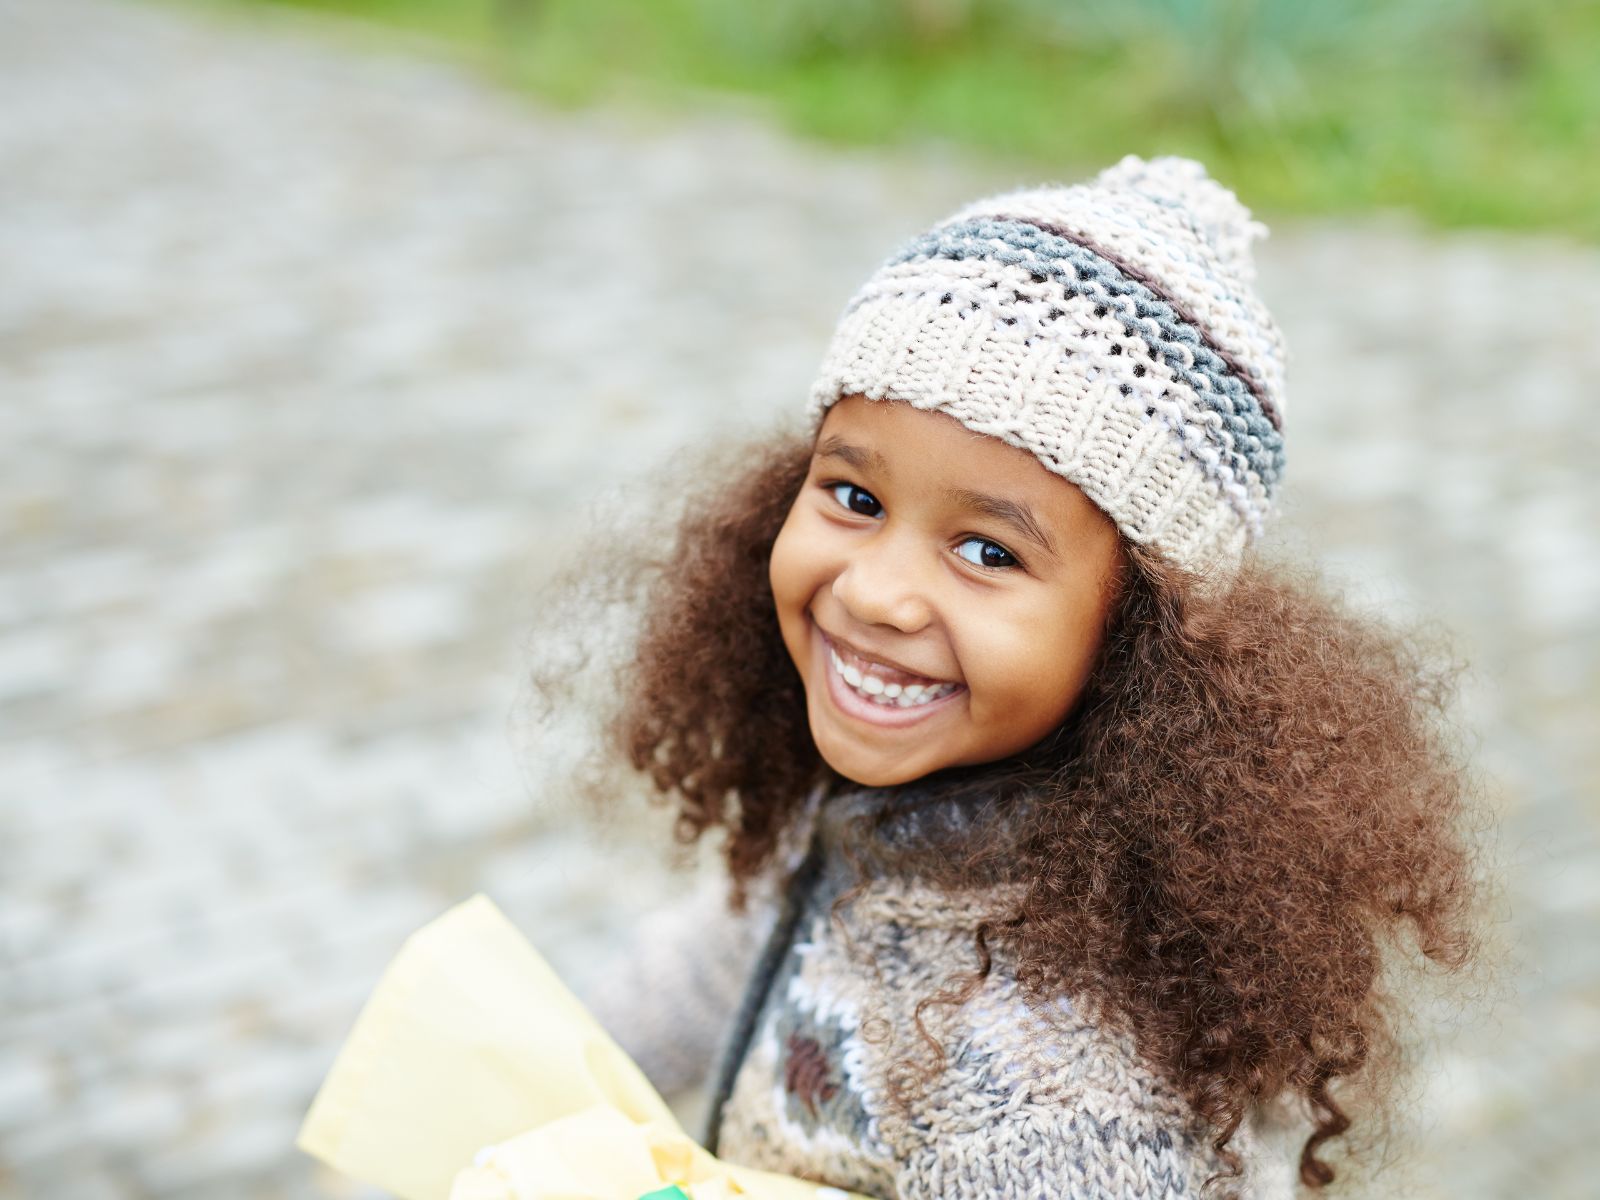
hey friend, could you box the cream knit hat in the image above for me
[806,155,1287,578]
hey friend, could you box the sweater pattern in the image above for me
[703,781,1303,1200]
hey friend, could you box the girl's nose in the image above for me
[829,536,934,634]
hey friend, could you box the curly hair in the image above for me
[529,422,1487,1193]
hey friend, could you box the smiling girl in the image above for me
[771,396,1124,787]
[540,157,1484,1199]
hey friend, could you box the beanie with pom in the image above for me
[805,155,1287,578]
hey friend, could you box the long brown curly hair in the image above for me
[527,420,1488,1194]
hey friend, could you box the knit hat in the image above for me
[805,155,1287,578]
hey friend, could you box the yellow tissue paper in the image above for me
[297,894,869,1200]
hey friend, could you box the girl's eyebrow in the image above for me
[814,435,886,473]
[942,486,1058,559]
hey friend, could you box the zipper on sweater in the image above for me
[701,833,825,1154]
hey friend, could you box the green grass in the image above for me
[204,0,1600,239]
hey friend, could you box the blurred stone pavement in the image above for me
[1,0,1597,1197]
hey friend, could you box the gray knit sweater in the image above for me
[585,782,1307,1200]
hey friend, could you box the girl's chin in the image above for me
[809,700,961,788]
[812,741,930,790]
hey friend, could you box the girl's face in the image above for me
[769,394,1125,788]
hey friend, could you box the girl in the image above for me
[534,156,1484,1199]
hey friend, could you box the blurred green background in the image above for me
[207,0,1599,238]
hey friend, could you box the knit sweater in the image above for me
[586,781,1307,1200]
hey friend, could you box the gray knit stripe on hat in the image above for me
[806,155,1289,577]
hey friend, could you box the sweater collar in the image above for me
[810,769,1040,886]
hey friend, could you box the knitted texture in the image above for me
[697,785,1306,1200]
[806,155,1288,578]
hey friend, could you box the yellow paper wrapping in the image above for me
[297,894,868,1200]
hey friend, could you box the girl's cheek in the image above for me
[768,506,816,617]
[777,509,827,586]
[767,506,800,589]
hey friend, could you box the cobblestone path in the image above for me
[2,1,1597,1197]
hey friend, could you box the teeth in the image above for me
[827,646,956,709]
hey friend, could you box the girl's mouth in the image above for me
[816,627,966,727]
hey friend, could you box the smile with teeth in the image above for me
[826,641,961,708]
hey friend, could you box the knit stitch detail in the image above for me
[711,785,1303,1199]
[956,174,1287,408]
[968,216,1281,433]
[1094,153,1270,285]
[877,216,1283,491]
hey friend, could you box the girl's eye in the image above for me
[955,536,1020,571]
[827,483,882,517]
